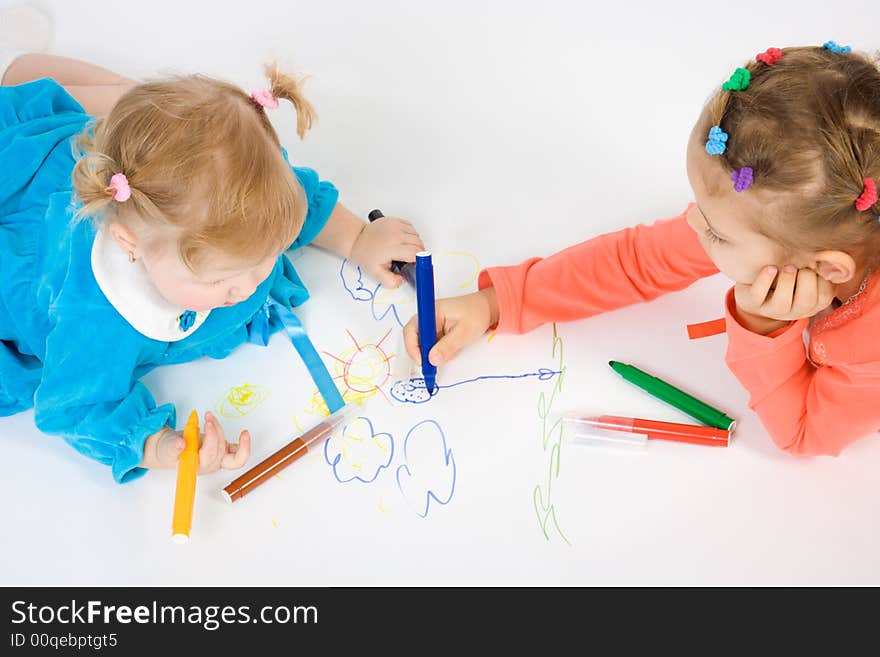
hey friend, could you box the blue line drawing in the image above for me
[390,368,562,404]
[395,420,456,518]
[339,253,483,329]
[339,259,375,302]
[340,259,410,326]
[324,416,394,484]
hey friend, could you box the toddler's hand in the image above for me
[733,265,837,334]
[143,412,251,474]
[349,216,425,288]
[403,288,499,366]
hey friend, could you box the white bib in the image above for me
[90,229,210,342]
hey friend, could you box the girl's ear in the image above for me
[813,250,857,284]
[108,222,140,260]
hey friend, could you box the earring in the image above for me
[128,252,136,263]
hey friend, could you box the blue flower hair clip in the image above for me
[178,310,197,332]
[705,126,729,155]
[823,40,851,54]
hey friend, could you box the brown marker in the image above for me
[222,404,355,503]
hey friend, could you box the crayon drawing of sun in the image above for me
[310,328,395,414]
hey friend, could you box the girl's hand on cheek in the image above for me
[734,265,837,334]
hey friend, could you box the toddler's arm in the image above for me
[404,207,718,365]
[483,208,718,334]
[283,162,424,289]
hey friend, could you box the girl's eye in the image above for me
[704,227,726,245]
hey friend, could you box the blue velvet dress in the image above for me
[0,78,338,482]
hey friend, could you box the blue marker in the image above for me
[415,251,438,393]
[367,209,417,288]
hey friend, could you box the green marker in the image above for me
[608,361,736,431]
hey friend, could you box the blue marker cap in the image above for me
[415,251,438,392]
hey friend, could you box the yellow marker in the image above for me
[171,411,200,544]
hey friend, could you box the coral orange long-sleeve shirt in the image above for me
[479,206,880,456]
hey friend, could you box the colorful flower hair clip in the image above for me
[178,310,197,332]
[823,40,851,54]
[722,67,751,91]
[756,47,783,65]
[705,126,729,156]
[731,167,754,192]
[108,173,131,202]
[250,89,279,110]
[855,178,877,212]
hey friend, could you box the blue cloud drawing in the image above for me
[324,416,394,484]
[395,420,456,518]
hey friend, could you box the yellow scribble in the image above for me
[291,415,305,433]
[215,383,269,418]
[271,519,279,528]
[487,332,496,343]
[275,474,283,481]
[378,498,388,513]
[436,251,482,289]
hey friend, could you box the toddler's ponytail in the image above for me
[70,119,120,222]
[264,62,317,139]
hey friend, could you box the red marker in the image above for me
[563,414,731,449]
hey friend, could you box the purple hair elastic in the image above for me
[731,166,754,192]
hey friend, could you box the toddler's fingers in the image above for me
[374,267,404,289]
[768,266,797,314]
[403,317,422,364]
[749,266,778,305]
[221,431,251,470]
[791,269,819,315]
[393,244,424,263]
[814,277,837,314]
[401,226,421,240]
[399,236,426,251]
[428,322,470,366]
[199,413,223,466]
[161,435,185,465]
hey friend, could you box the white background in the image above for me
[1,0,878,585]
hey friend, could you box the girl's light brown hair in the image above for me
[698,46,880,258]
[71,63,317,272]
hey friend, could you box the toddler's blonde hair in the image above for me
[71,63,316,272]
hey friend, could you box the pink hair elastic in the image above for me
[250,89,279,110]
[108,173,131,202]
[855,178,877,212]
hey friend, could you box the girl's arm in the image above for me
[1,53,133,115]
[403,206,719,366]
[481,206,719,334]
